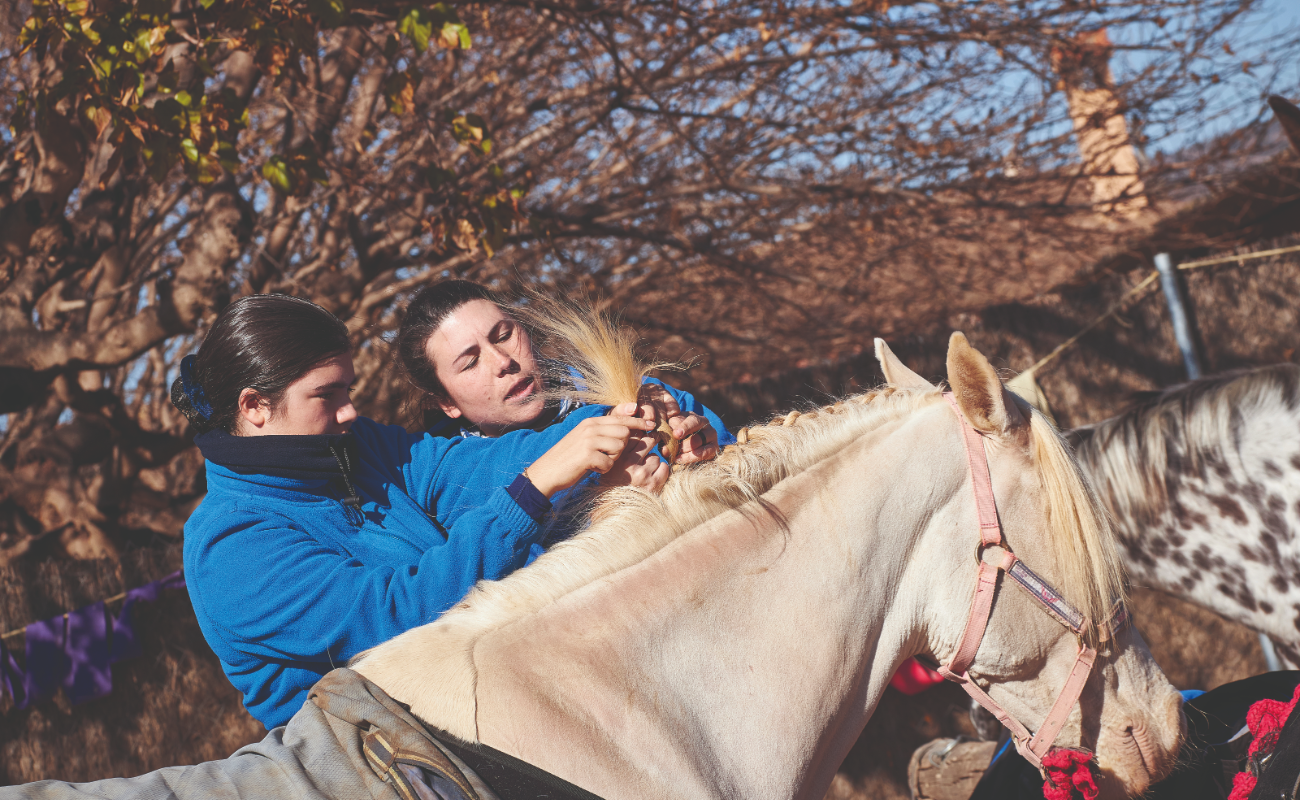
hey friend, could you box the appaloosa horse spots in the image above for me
[1068,364,1300,664]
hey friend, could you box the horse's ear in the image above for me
[945,332,1026,435]
[1269,96,1300,155]
[875,338,935,389]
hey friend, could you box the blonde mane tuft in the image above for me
[519,296,677,408]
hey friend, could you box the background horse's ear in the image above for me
[875,338,935,389]
[945,332,1026,435]
[1269,95,1300,154]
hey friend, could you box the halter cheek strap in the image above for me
[936,393,1124,771]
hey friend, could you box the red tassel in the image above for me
[1225,681,1300,800]
[1042,748,1099,800]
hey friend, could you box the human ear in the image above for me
[237,387,271,430]
[434,395,463,419]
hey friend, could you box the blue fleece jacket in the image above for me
[426,376,736,563]
[183,403,609,729]
[427,376,735,449]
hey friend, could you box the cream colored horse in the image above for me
[355,333,1184,800]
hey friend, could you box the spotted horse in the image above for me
[1067,363,1300,667]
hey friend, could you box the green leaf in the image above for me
[133,28,155,63]
[399,8,432,53]
[262,156,293,193]
[198,0,217,9]
[438,21,470,49]
[175,90,192,107]
[78,17,100,44]
[64,0,89,17]
[180,137,199,162]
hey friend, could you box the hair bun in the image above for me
[170,373,214,433]
[170,359,215,434]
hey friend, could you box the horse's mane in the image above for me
[354,306,1126,735]
[1026,409,1129,644]
[1066,364,1300,529]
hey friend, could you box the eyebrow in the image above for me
[313,379,356,392]
[453,343,480,365]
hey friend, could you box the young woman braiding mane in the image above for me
[395,281,734,536]
[173,294,699,729]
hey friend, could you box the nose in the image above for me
[489,345,517,375]
[338,401,358,427]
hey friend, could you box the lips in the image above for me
[505,375,536,403]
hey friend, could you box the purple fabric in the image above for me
[0,636,25,708]
[23,615,67,707]
[110,570,186,663]
[0,570,185,709]
[65,601,113,705]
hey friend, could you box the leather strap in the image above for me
[937,393,1121,772]
[363,729,483,800]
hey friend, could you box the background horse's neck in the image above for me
[470,422,946,800]
[1070,366,1300,649]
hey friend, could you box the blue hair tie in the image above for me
[179,355,214,421]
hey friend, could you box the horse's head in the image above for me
[879,334,1185,797]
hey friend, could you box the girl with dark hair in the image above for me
[396,280,734,479]
[175,294,660,729]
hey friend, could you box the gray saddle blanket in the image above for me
[1,669,499,800]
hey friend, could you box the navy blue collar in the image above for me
[194,429,355,478]
[194,429,364,524]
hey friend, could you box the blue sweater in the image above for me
[183,404,608,729]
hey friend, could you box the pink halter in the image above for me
[937,393,1129,770]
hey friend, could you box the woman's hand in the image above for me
[638,390,721,465]
[524,403,655,498]
[600,432,671,491]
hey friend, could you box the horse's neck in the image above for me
[1088,396,1300,642]
[470,428,934,800]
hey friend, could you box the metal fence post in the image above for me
[1155,252,1282,671]
[1154,253,1202,380]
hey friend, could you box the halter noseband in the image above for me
[936,393,1129,770]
